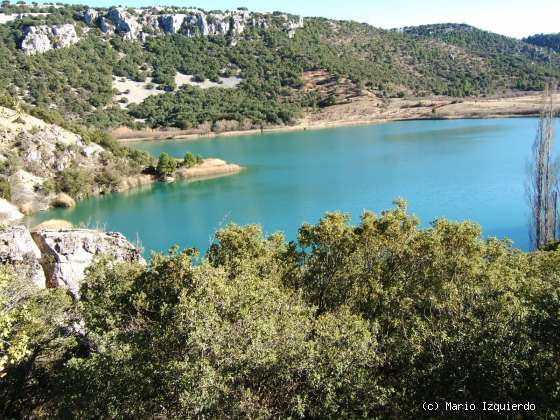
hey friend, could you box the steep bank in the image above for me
[0,105,150,220]
[114,92,558,142]
[0,106,242,223]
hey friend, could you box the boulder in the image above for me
[0,198,24,225]
[51,193,76,209]
[32,219,73,231]
[98,17,114,34]
[32,229,145,295]
[0,225,45,288]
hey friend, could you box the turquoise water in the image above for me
[27,118,557,254]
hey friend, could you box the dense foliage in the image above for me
[525,33,560,53]
[1,6,560,130]
[404,24,560,93]
[1,201,559,418]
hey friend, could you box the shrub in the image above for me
[0,178,11,200]
[156,153,177,177]
[56,168,93,199]
[182,152,203,168]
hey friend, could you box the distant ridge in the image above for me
[0,2,559,133]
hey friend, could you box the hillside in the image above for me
[0,102,243,219]
[0,103,153,218]
[525,33,560,53]
[2,203,560,417]
[0,4,559,134]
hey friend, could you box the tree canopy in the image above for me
[1,201,559,418]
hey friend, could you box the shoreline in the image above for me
[21,159,243,224]
[115,92,557,143]
[117,114,533,144]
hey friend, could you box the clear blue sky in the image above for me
[33,0,560,38]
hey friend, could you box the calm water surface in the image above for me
[28,118,558,254]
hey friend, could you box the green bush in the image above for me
[182,152,203,168]
[56,167,93,199]
[3,202,560,417]
[0,177,10,200]
[156,152,177,177]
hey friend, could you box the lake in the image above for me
[27,118,557,254]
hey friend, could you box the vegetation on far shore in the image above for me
[1,4,560,132]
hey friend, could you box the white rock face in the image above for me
[20,26,52,54]
[0,226,45,288]
[20,24,79,55]
[81,7,304,41]
[52,24,79,48]
[107,7,140,40]
[8,170,49,214]
[0,225,144,295]
[158,14,187,33]
[32,229,145,295]
[0,198,24,225]
[83,8,98,25]
[98,16,114,34]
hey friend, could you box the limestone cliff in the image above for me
[13,6,303,54]
[32,229,145,295]
[20,24,79,55]
[0,225,144,296]
[0,106,107,218]
[0,225,45,288]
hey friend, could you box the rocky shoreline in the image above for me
[0,105,242,226]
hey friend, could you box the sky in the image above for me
[32,0,560,38]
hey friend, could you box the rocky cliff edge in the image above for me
[0,225,145,296]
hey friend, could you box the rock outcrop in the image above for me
[0,225,144,295]
[32,228,145,295]
[14,7,303,53]
[8,170,49,214]
[20,24,79,55]
[106,7,140,40]
[0,106,107,215]
[83,8,98,25]
[0,225,45,288]
[158,13,187,33]
[0,198,24,225]
[51,24,80,48]
[80,7,304,41]
[0,224,145,296]
[20,26,52,54]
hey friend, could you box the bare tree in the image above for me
[527,86,559,249]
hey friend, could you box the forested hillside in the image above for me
[1,4,559,131]
[525,33,560,53]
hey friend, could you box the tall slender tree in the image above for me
[528,86,559,249]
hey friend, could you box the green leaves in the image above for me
[156,152,177,177]
[3,205,560,416]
